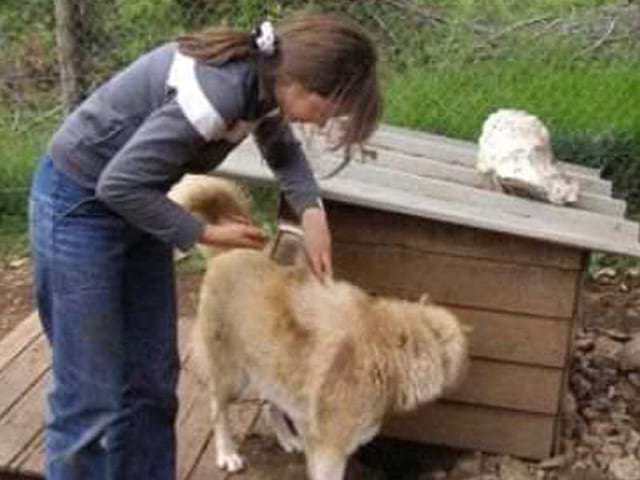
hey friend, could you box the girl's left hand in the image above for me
[301,207,333,281]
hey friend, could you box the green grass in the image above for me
[423,0,614,15]
[0,106,60,259]
[0,106,60,193]
[385,58,639,142]
[0,215,30,261]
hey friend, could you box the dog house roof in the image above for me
[217,124,640,257]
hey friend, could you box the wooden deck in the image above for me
[0,312,307,479]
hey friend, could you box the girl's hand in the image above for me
[301,207,333,281]
[199,217,267,250]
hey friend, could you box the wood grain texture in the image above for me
[454,307,571,367]
[447,360,563,414]
[0,312,42,375]
[332,242,579,318]
[384,401,556,460]
[370,124,606,182]
[326,202,583,270]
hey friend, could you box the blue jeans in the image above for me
[29,156,179,479]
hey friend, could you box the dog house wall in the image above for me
[326,200,586,460]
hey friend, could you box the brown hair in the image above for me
[177,13,381,152]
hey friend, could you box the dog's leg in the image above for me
[306,445,348,480]
[210,396,245,472]
[264,403,304,453]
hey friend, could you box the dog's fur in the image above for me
[171,175,469,480]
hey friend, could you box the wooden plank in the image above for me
[11,432,44,472]
[177,378,218,480]
[331,161,629,225]
[298,126,613,199]
[0,312,42,375]
[332,242,579,318]
[371,125,606,182]
[298,123,602,181]
[9,316,196,475]
[446,360,563,414]
[357,149,621,214]
[177,316,196,364]
[553,256,589,454]
[175,314,218,480]
[326,202,583,270]
[0,335,50,421]
[456,307,571,368]
[383,401,556,460]
[218,149,640,258]
[0,321,48,470]
[239,141,627,228]
[0,371,48,466]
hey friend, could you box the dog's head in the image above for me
[381,295,469,413]
[417,295,470,393]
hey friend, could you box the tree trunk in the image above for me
[54,0,86,113]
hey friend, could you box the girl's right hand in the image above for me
[199,218,267,250]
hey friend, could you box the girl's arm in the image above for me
[253,115,324,215]
[253,116,332,279]
[96,53,260,252]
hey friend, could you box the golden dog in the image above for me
[170,175,469,480]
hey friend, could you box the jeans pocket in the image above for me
[55,197,102,220]
[51,168,121,224]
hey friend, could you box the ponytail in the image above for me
[177,21,277,66]
[177,29,255,66]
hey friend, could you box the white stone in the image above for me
[477,109,579,205]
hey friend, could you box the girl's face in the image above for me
[275,80,335,127]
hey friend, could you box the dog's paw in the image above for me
[216,452,245,472]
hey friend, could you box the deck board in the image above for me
[0,335,50,421]
[0,313,261,479]
[0,371,48,468]
[0,312,42,375]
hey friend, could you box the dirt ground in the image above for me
[1,257,640,480]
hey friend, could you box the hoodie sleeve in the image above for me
[96,51,247,252]
[96,100,209,251]
[253,114,324,218]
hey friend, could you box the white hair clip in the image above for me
[253,21,276,56]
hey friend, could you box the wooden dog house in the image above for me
[218,124,640,460]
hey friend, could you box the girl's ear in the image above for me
[419,293,432,305]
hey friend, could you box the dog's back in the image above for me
[197,247,467,418]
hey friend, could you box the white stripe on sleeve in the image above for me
[167,51,226,141]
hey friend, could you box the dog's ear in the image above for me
[419,293,432,305]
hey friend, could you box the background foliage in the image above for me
[1,0,639,258]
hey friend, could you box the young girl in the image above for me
[29,12,381,480]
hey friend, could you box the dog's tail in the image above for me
[169,174,252,254]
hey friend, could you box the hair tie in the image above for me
[252,21,277,56]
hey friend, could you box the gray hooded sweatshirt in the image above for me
[49,42,322,251]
